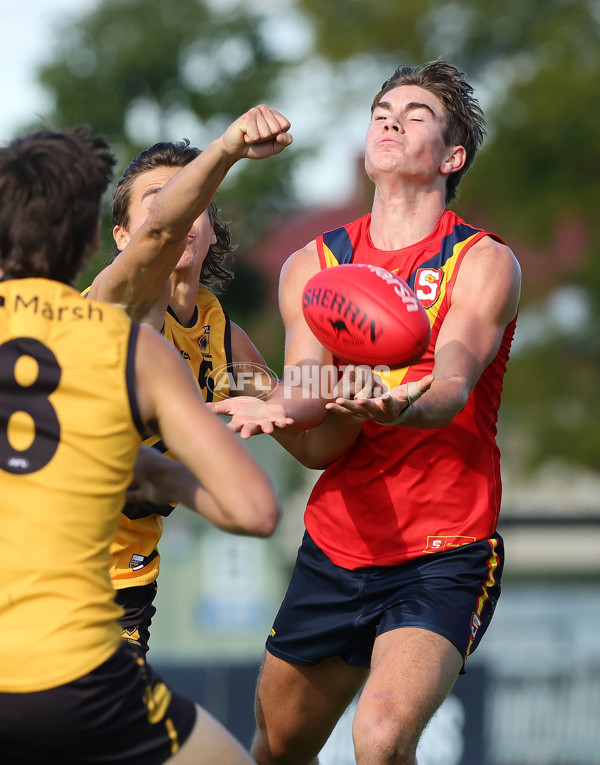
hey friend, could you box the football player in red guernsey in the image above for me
[211,60,521,765]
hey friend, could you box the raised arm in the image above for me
[134,324,281,536]
[87,106,292,324]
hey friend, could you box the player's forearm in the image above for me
[266,382,330,431]
[387,377,469,429]
[137,456,216,515]
[271,411,363,468]
[154,463,277,536]
[143,450,278,536]
[145,138,234,242]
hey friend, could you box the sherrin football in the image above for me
[302,263,431,367]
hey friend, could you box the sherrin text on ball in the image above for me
[302,263,431,367]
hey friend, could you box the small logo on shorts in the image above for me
[129,554,147,571]
[122,626,141,644]
[470,612,482,640]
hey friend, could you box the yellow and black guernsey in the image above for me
[110,286,233,591]
[0,278,143,692]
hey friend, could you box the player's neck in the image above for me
[169,275,198,327]
[369,186,446,251]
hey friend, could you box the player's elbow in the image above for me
[244,497,281,538]
[250,505,281,538]
[296,453,336,470]
[222,486,281,538]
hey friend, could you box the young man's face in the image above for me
[365,84,454,187]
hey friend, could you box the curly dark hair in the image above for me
[0,126,115,284]
[371,60,486,204]
[111,140,234,293]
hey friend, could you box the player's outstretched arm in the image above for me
[269,364,390,468]
[127,446,277,532]
[87,105,292,323]
[134,324,281,537]
[207,244,334,438]
[326,238,521,429]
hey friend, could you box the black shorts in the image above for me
[116,581,158,658]
[0,643,197,764]
[266,531,504,669]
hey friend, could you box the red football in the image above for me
[302,263,431,367]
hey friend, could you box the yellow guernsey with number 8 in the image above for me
[0,278,143,692]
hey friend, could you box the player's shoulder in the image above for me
[280,240,320,284]
[454,233,521,315]
[466,234,520,276]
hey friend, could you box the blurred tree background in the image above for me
[31,0,600,476]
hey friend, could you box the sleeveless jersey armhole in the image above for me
[445,231,505,305]
[126,321,145,438]
[223,310,234,377]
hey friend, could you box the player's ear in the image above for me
[113,224,130,251]
[210,221,217,246]
[441,145,466,176]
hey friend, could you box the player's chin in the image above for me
[176,248,205,270]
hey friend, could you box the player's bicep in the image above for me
[135,327,248,479]
[134,325,194,431]
[279,245,332,370]
[134,325,279,531]
[435,240,520,388]
[229,322,277,396]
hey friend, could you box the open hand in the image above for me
[325,374,433,424]
[331,364,388,401]
[208,396,295,439]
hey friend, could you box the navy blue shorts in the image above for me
[116,581,159,658]
[0,642,197,764]
[266,531,503,669]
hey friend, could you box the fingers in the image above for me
[245,105,291,143]
[239,418,288,440]
[221,105,292,160]
[406,381,422,405]
[418,373,435,393]
[334,371,357,400]
[355,371,387,399]
[227,414,295,440]
[333,364,386,401]
[325,397,380,420]
[206,401,230,415]
[351,365,373,399]
[235,105,292,158]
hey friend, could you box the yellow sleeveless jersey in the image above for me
[109,286,232,589]
[0,278,144,692]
